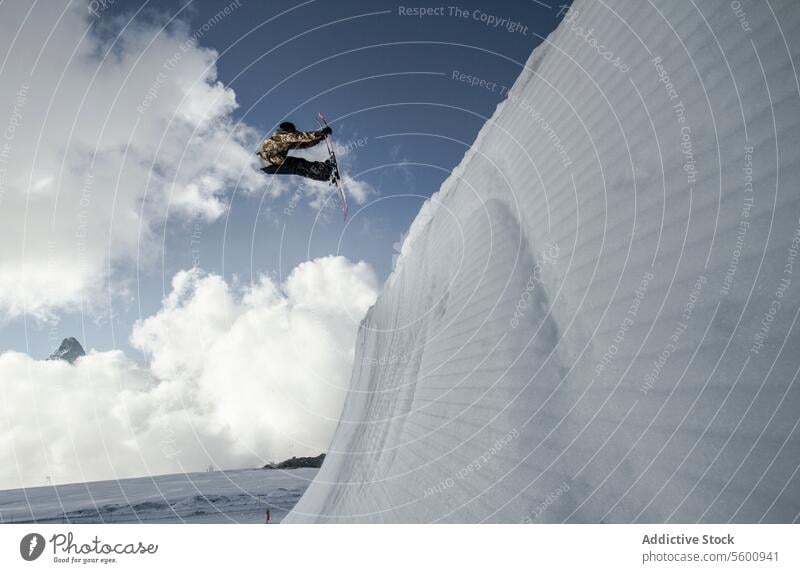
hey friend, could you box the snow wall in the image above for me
[287,0,800,523]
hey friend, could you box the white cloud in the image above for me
[0,2,268,320]
[0,256,378,490]
[339,176,373,205]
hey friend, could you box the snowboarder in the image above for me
[257,121,335,182]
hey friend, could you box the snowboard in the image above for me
[316,112,348,222]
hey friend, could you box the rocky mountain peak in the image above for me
[47,337,86,364]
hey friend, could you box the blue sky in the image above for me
[2,0,568,359]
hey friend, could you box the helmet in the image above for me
[279,121,296,132]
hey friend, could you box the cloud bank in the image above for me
[0,2,266,320]
[0,256,378,490]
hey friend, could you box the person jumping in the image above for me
[257,121,334,182]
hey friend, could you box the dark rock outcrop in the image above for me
[47,337,86,364]
[262,453,325,470]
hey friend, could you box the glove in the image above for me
[321,126,332,137]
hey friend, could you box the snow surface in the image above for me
[0,468,316,524]
[288,0,800,523]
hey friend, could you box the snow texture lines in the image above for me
[288,0,800,523]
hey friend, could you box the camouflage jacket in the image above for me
[257,128,327,165]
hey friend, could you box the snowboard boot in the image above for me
[326,158,341,185]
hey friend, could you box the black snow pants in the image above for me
[261,156,332,182]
